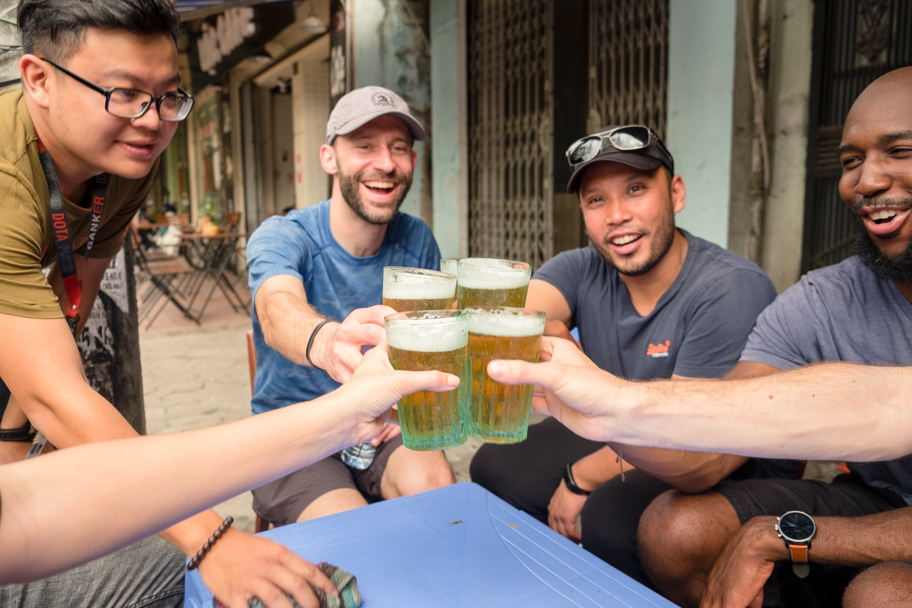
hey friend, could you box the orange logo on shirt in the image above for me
[646,341,671,358]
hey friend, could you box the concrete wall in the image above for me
[666,0,739,248]
[0,2,19,90]
[760,0,813,291]
[352,0,432,227]
[429,0,467,258]
[292,60,331,208]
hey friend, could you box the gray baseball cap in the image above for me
[325,86,426,144]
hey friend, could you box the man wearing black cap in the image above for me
[470,125,789,586]
[246,86,454,527]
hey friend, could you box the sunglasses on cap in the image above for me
[565,125,670,167]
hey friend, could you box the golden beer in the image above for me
[385,310,469,450]
[383,266,457,312]
[466,307,545,444]
[456,258,531,308]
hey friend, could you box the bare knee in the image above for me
[382,448,455,498]
[638,490,740,607]
[844,561,912,608]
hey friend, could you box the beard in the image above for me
[338,166,413,225]
[853,196,912,282]
[594,201,677,277]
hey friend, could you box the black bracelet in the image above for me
[305,319,332,368]
[0,421,36,443]
[563,463,591,496]
[187,516,233,571]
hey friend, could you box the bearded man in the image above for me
[246,86,454,526]
[469,124,786,588]
[635,67,912,608]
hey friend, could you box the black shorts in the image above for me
[714,473,907,608]
[252,435,404,527]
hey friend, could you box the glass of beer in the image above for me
[440,258,458,277]
[384,310,470,450]
[383,267,457,312]
[466,307,545,444]
[457,258,531,308]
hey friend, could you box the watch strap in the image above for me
[792,562,810,579]
[788,543,810,563]
[562,463,590,496]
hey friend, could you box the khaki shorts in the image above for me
[252,435,403,526]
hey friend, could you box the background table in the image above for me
[184,482,678,607]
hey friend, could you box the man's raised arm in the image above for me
[488,337,912,462]
[254,274,393,383]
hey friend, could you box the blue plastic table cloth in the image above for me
[184,482,678,607]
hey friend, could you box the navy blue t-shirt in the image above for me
[535,230,778,381]
[247,200,441,414]
[741,256,912,504]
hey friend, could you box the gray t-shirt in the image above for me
[741,255,912,503]
[536,230,778,381]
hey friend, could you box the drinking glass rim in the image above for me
[384,309,468,326]
[384,266,457,281]
[457,258,530,272]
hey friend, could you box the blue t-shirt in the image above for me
[247,200,441,414]
[740,256,912,503]
[535,230,778,380]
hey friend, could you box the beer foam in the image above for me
[457,259,530,289]
[384,268,456,300]
[387,316,468,352]
[467,308,545,337]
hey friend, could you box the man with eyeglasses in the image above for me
[470,124,791,588]
[0,1,338,607]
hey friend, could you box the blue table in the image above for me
[185,482,677,607]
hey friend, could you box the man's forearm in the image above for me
[257,288,336,368]
[609,443,746,494]
[743,508,912,571]
[0,392,351,584]
[615,362,912,461]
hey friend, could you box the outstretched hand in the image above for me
[487,336,626,443]
[314,306,396,383]
[333,340,460,447]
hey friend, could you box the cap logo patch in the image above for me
[371,92,393,107]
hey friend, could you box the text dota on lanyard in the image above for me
[37,139,108,338]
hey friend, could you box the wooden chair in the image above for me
[247,330,273,534]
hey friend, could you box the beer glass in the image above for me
[383,267,457,312]
[457,258,531,308]
[384,310,470,450]
[440,258,458,277]
[466,307,545,444]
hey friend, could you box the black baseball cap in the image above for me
[567,125,675,193]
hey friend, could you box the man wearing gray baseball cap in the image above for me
[245,86,455,526]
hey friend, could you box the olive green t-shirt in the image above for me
[0,88,156,319]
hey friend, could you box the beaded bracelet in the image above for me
[187,516,234,571]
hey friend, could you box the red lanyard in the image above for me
[37,140,108,336]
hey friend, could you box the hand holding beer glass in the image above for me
[383,267,457,312]
[467,307,545,444]
[384,310,471,450]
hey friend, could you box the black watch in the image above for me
[776,510,816,579]
[562,463,590,496]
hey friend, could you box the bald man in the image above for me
[615,68,912,608]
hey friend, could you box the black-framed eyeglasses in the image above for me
[41,57,194,122]
[566,125,670,167]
